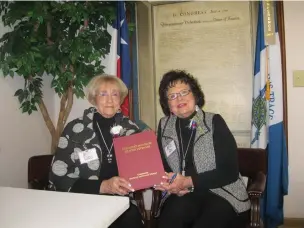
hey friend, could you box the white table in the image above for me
[0,187,129,228]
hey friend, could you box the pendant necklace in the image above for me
[178,119,194,176]
[97,122,114,163]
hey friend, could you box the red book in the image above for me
[113,131,165,191]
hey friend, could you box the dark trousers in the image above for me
[158,191,249,228]
[109,204,144,228]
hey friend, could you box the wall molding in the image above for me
[284,218,304,227]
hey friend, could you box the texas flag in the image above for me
[107,1,131,117]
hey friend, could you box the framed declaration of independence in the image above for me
[136,1,287,148]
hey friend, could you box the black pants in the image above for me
[158,191,249,228]
[109,204,144,228]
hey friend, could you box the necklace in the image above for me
[97,122,114,163]
[178,119,194,176]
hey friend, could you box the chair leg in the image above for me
[250,198,262,228]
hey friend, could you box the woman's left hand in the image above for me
[161,172,190,195]
[176,189,190,197]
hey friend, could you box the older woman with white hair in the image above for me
[48,74,144,228]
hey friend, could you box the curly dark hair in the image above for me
[158,70,205,116]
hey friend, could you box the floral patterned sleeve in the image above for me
[48,120,81,192]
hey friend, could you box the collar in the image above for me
[82,107,123,126]
[162,108,211,142]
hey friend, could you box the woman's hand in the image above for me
[154,172,193,196]
[162,173,187,194]
[100,177,134,195]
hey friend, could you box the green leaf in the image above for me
[9,70,14,77]
[33,78,43,87]
[65,71,73,80]
[37,70,44,77]
[51,79,57,88]
[2,67,9,76]
[31,105,38,111]
[71,55,77,64]
[18,93,25,104]
[21,101,30,113]
[74,88,85,99]
[31,47,39,52]
[23,90,29,99]
[38,16,43,24]
[32,52,42,58]
[14,89,23,97]
[16,60,22,68]
[29,84,34,92]
[83,12,89,20]
[27,11,33,17]
[33,94,41,103]
[30,37,37,43]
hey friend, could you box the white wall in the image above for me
[0,75,54,188]
[283,1,304,218]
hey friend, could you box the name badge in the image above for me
[78,148,98,164]
[164,140,176,157]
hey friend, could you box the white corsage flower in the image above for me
[110,125,123,137]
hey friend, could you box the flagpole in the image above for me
[276,1,288,152]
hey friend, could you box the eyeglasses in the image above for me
[167,89,191,100]
[97,91,120,99]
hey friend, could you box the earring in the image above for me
[117,108,121,113]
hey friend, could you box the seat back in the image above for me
[237,148,267,179]
[28,155,53,190]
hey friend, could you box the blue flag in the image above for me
[250,2,288,227]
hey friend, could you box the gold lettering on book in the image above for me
[129,172,158,180]
[122,142,152,153]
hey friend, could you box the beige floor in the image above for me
[257,222,304,228]
[279,225,304,228]
[262,223,303,228]
[280,226,303,228]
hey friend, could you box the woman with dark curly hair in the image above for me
[155,70,250,228]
